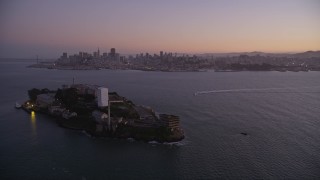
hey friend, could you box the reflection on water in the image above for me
[30,111,37,135]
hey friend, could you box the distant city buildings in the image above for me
[51,48,320,72]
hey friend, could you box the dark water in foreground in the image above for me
[0,60,320,179]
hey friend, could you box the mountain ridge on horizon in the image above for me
[199,50,320,58]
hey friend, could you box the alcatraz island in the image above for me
[21,84,184,143]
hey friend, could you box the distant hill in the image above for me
[292,51,320,58]
[199,51,320,58]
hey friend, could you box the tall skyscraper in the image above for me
[62,52,68,58]
[110,48,116,57]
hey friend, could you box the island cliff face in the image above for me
[23,85,184,143]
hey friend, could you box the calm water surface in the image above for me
[0,60,320,179]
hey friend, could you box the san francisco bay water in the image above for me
[0,59,320,179]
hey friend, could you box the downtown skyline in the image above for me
[1,0,320,58]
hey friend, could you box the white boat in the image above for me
[15,102,22,109]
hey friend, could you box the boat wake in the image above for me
[147,139,189,146]
[195,86,320,95]
[163,140,189,146]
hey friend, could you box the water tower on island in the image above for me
[97,87,109,107]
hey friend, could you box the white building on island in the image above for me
[97,87,109,107]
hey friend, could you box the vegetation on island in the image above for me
[28,88,54,101]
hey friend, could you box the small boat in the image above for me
[15,102,22,109]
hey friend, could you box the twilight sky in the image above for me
[0,0,319,58]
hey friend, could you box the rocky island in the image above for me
[22,84,184,143]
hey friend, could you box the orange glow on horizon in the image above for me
[1,0,319,58]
